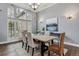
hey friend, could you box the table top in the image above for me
[32,34,57,43]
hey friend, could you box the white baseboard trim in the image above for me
[0,38,79,48]
[64,42,79,47]
[54,40,79,47]
[0,39,21,44]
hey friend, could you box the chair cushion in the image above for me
[48,44,60,52]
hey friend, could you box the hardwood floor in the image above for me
[0,42,79,56]
[64,45,79,56]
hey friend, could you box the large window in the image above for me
[7,4,32,38]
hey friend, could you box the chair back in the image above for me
[59,32,65,54]
[50,32,60,45]
[50,32,60,37]
[22,30,27,36]
[27,32,35,47]
[45,31,49,35]
[21,30,27,42]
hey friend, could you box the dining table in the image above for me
[32,34,57,56]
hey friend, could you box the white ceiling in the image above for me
[13,3,56,12]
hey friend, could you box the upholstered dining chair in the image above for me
[21,30,28,50]
[48,32,65,56]
[27,32,40,56]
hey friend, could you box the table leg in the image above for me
[51,40,54,44]
[40,42,49,56]
[41,42,45,56]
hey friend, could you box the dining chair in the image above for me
[45,31,50,35]
[48,32,65,56]
[27,32,40,56]
[21,30,28,50]
[50,32,60,44]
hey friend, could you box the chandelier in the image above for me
[29,3,40,10]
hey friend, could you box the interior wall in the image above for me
[0,3,8,42]
[32,12,38,33]
[38,3,79,44]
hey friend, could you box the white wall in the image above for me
[0,3,8,42]
[38,3,79,44]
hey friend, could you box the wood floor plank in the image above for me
[0,42,79,56]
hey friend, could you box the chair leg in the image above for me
[63,53,64,56]
[51,40,54,44]
[25,43,27,50]
[22,41,24,48]
[27,46,29,52]
[59,53,64,56]
[48,42,50,46]
[48,51,50,56]
[32,48,34,56]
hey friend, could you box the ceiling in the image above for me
[13,3,56,12]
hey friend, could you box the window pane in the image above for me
[7,6,14,18]
[27,21,32,32]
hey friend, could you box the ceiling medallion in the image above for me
[29,3,40,10]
